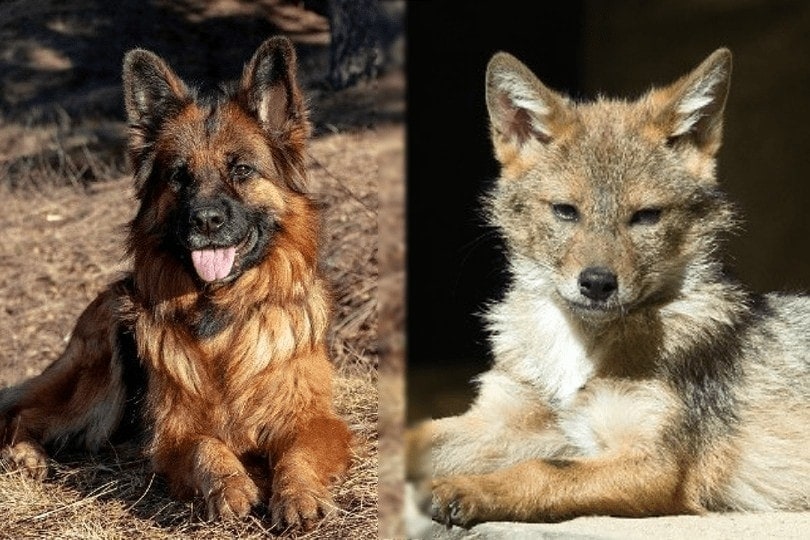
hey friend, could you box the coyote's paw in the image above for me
[270,483,335,531]
[1,441,49,480]
[203,472,260,521]
[431,475,497,528]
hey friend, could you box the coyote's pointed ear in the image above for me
[658,48,732,154]
[240,36,308,136]
[486,52,572,163]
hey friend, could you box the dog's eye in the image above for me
[551,203,579,222]
[168,165,190,191]
[629,208,662,226]
[232,164,254,180]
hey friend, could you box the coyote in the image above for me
[408,48,810,526]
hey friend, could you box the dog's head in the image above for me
[122,37,311,287]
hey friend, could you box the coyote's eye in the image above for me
[231,164,254,181]
[630,208,662,226]
[551,203,580,222]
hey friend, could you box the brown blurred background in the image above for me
[407,0,810,422]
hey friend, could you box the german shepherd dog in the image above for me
[0,37,351,529]
[408,48,810,527]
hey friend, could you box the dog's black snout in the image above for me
[191,206,227,235]
[578,267,618,302]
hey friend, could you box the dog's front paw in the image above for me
[270,483,334,531]
[204,472,260,521]
[431,475,496,528]
[1,440,49,480]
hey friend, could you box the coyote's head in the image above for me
[485,49,737,321]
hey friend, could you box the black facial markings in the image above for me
[236,208,276,273]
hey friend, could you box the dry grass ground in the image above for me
[0,2,406,537]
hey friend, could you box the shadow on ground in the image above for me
[0,0,404,187]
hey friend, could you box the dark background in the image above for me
[406,1,810,422]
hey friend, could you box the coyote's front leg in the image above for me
[431,453,694,527]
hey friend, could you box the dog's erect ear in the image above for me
[240,36,308,135]
[123,49,190,191]
[240,36,310,192]
[486,52,573,163]
[123,49,190,131]
[657,48,732,154]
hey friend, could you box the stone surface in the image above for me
[412,512,810,540]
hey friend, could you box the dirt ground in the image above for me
[0,1,405,538]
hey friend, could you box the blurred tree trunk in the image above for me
[326,0,383,89]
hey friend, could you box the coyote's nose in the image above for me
[578,267,618,302]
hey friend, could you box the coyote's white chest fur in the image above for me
[485,256,682,458]
[486,257,594,406]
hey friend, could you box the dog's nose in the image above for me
[191,206,226,235]
[578,267,618,302]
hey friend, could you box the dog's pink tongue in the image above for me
[191,247,236,282]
